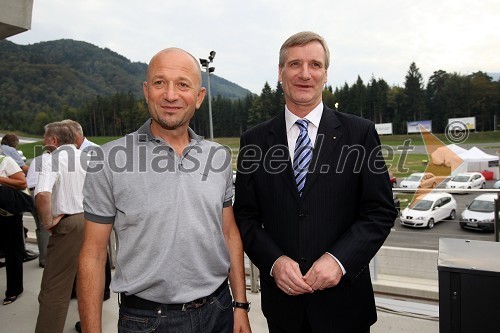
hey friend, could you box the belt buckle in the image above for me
[182,297,207,311]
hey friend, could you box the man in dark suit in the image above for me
[234,31,397,333]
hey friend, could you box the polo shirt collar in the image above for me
[136,118,203,144]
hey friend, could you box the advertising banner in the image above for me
[407,120,432,133]
[448,117,476,130]
[375,123,393,135]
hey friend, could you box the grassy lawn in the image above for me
[15,131,499,175]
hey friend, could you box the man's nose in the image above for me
[298,64,311,80]
[163,84,178,100]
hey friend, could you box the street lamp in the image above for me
[200,51,216,140]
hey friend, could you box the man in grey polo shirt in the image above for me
[77,47,251,333]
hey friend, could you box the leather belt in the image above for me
[61,213,79,220]
[120,278,228,311]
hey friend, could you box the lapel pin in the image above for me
[333,136,336,140]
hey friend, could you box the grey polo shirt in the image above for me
[83,119,233,303]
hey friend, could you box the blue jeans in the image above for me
[118,285,234,333]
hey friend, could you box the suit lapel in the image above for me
[266,113,301,201]
[301,107,343,198]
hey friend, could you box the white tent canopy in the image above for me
[431,144,499,179]
[457,146,499,179]
[457,147,498,162]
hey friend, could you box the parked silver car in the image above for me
[460,193,497,232]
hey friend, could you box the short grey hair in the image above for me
[60,119,84,137]
[44,122,75,145]
[279,31,330,70]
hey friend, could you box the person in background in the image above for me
[0,133,39,263]
[60,119,98,152]
[0,154,27,305]
[26,151,51,268]
[1,133,29,174]
[78,47,251,333]
[60,119,111,333]
[34,122,87,333]
[234,31,397,333]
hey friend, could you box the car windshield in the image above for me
[410,199,433,211]
[468,200,494,213]
[451,175,470,182]
[406,175,422,182]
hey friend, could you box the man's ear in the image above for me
[143,81,149,104]
[195,87,206,109]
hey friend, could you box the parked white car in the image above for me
[460,193,497,232]
[446,172,486,191]
[400,192,457,229]
[400,172,437,189]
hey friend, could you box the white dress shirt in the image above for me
[35,144,86,216]
[285,103,323,164]
[26,153,50,190]
[79,137,98,152]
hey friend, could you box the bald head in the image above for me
[147,48,203,90]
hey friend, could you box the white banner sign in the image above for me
[448,117,476,130]
[407,120,432,133]
[375,123,393,135]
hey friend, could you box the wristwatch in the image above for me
[232,301,251,312]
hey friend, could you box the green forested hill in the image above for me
[0,39,253,133]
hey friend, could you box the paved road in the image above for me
[386,180,499,250]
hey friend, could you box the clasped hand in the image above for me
[272,254,343,296]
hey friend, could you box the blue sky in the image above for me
[7,0,500,94]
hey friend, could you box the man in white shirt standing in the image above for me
[60,119,111,333]
[34,122,87,333]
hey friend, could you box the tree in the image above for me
[387,86,405,134]
[426,70,449,133]
[352,76,367,118]
[403,62,426,123]
[469,72,497,131]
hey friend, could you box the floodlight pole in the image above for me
[200,51,216,141]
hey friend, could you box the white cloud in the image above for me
[7,0,500,93]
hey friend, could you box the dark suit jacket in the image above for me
[234,106,397,332]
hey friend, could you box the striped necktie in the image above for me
[293,119,313,196]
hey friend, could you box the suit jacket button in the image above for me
[298,213,306,218]
[300,258,307,263]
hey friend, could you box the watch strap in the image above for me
[232,301,251,312]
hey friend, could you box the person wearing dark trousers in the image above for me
[1,134,39,264]
[77,48,251,333]
[0,155,28,305]
[234,31,397,333]
[0,214,25,305]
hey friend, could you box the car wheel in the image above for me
[481,182,486,189]
[427,218,435,229]
[449,209,456,220]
